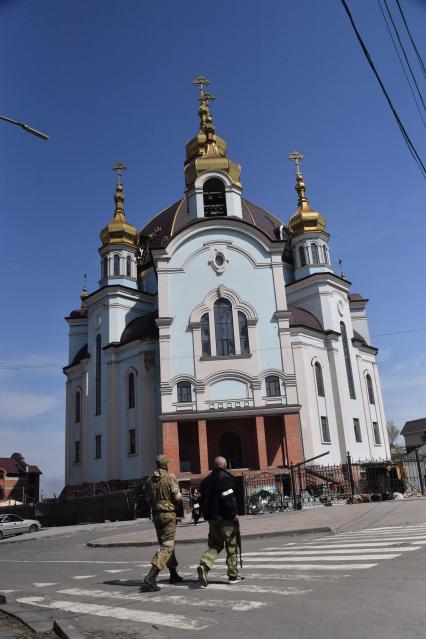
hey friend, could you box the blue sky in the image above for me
[0,0,425,496]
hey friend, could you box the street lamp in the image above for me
[0,114,49,140]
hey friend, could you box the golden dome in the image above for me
[288,151,326,237]
[99,162,138,247]
[184,76,241,190]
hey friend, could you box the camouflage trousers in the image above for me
[150,512,178,571]
[200,520,238,578]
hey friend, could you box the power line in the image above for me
[382,0,426,112]
[377,0,426,127]
[395,0,426,79]
[1,326,425,369]
[340,0,426,178]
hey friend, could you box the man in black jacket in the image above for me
[197,456,240,587]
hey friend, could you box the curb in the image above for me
[0,601,54,635]
[87,525,333,547]
[0,598,86,639]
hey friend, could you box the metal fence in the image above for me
[243,450,426,514]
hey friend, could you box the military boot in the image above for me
[169,567,183,584]
[197,562,209,588]
[142,565,161,592]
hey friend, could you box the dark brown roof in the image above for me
[401,418,426,435]
[71,344,90,367]
[288,305,323,331]
[120,312,159,345]
[349,293,368,302]
[352,330,366,343]
[67,308,88,320]
[140,197,285,244]
[0,457,41,475]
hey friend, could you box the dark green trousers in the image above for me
[200,520,238,578]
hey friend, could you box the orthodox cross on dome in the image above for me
[80,272,88,309]
[288,151,304,177]
[193,75,210,97]
[113,161,127,186]
[193,76,216,131]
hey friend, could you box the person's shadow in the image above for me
[102,578,230,591]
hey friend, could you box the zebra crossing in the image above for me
[13,522,426,634]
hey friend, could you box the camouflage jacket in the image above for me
[146,468,182,513]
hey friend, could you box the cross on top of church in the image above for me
[193,75,210,96]
[288,151,304,177]
[113,161,127,186]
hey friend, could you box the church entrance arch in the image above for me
[219,432,243,469]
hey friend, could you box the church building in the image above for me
[64,77,390,488]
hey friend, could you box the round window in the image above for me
[215,254,224,266]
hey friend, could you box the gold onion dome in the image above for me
[287,151,326,237]
[184,76,241,190]
[100,162,138,247]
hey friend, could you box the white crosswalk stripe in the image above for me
[13,523,426,633]
[17,596,215,631]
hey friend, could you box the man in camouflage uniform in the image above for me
[197,456,240,587]
[142,454,183,591]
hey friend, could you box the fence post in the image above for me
[289,463,297,510]
[414,448,426,496]
[346,451,355,499]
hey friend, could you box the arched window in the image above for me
[299,245,306,267]
[203,178,227,216]
[113,254,120,276]
[74,390,81,423]
[214,298,235,356]
[102,256,108,279]
[266,375,281,397]
[95,334,102,415]
[314,363,325,397]
[366,374,375,404]
[340,322,356,399]
[128,372,135,409]
[201,313,211,356]
[311,243,319,264]
[126,255,132,277]
[238,312,250,354]
[322,245,329,264]
[177,381,192,403]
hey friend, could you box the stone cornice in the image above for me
[160,404,301,421]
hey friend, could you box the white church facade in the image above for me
[64,78,390,489]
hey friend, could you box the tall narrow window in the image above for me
[299,245,306,267]
[74,390,81,423]
[353,418,362,442]
[126,255,132,277]
[314,363,325,397]
[311,243,319,264]
[340,322,356,399]
[214,298,235,356]
[366,374,375,404]
[128,429,136,455]
[74,440,81,464]
[177,381,192,403]
[266,375,281,397]
[322,245,329,264]
[321,416,331,443]
[113,254,120,276]
[203,178,227,216]
[95,334,102,415]
[102,256,108,279]
[201,313,211,356]
[238,312,250,354]
[95,434,102,459]
[373,422,381,445]
[128,372,135,409]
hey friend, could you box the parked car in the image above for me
[0,514,41,539]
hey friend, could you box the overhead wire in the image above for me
[377,0,426,127]
[382,0,426,113]
[395,0,426,79]
[340,0,426,178]
[1,327,425,369]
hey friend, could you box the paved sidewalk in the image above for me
[88,497,426,547]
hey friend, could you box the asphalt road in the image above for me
[1,522,426,639]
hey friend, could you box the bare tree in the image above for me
[387,420,401,446]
